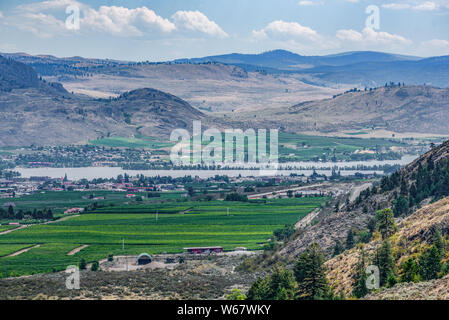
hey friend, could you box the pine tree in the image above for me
[400,258,420,283]
[268,266,296,300]
[352,247,369,298]
[346,229,355,250]
[419,245,442,281]
[247,266,295,300]
[376,208,397,239]
[247,277,270,300]
[294,243,331,300]
[375,240,396,287]
[332,240,345,257]
[7,205,14,219]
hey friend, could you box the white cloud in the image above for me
[422,39,449,47]
[252,20,320,42]
[418,39,449,56]
[382,1,446,11]
[82,6,176,36]
[382,3,412,10]
[298,1,323,6]
[0,11,3,19]
[413,1,438,10]
[336,29,363,42]
[336,27,411,45]
[5,2,227,39]
[17,0,84,12]
[171,10,228,38]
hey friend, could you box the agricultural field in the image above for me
[0,197,326,278]
[277,132,407,161]
[89,136,173,150]
[87,132,409,163]
[0,190,185,216]
[0,225,18,233]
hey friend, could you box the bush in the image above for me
[226,289,247,300]
[108,254,114,262]
[79,259,87,270]
[91,261,100,271]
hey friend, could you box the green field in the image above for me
[0,197,326,277]
[278,132,406,161]
[89,136,174,149]
[0,191,185,215]
[88,133,406,162]
[0,225,18,233]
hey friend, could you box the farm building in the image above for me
[64,207,84,214]
[183,246,223,254]
[137,253,153,265]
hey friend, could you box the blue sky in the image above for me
[0,0,448,60]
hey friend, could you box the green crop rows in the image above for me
[0,197,326,278]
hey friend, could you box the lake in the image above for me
[13,155,417,180]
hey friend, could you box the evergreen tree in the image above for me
[432,227,445,257]
[375,240,396,287]
[247,277,270,300]
[419,245,442,281]
[352,248,369,298]
[376,208,397,239]
[346,229,355,250]
[79,258,87,270]
[400,258,420,283]
[332,240,344,257]
[7,205,14,219]
[393,196,409,217]
[268,266,296,300]
[294,243,331,300]
[247,266,295,300]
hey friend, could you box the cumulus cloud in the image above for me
[171,10,228,38]
[3,1,228,39]
[336,27,411,45]
[0,11,3,19]
[252,20,320,42]
[82,6,176,36]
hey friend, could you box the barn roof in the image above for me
[137,253,152,260]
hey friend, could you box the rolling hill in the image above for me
[0,56,204,146]
[248,84,449,135]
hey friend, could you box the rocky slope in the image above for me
[326,197,449,297]
[283,85,449,135]
[281,140,449,259]
[0,56,205,146]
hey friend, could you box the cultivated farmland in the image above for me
[0,197,326,278]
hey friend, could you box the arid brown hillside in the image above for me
[0,56,207,146]
[255,85,449,135]
[0,86,204,146]
[326,197,449,297]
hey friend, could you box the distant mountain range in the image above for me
[3,49,449,88]
[175,49,421,70]
[175,49,449,88]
